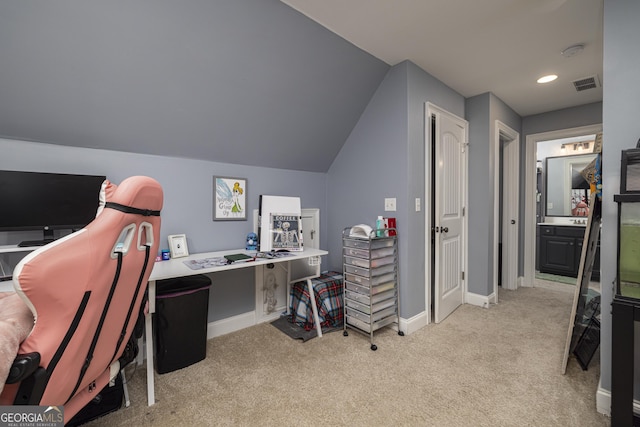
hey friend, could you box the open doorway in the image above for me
[523,124,602,287]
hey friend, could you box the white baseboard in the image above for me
[518,276,532,287]
[596,383,611,416]
[400,311,429,335]
[488,292,497,304]
[255,310,282,325]
[465,291,492,308]
[206,311,256,340]
[203,310,428,339]
[596,381,640,417]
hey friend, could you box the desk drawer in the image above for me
[343,246,395,260]
[344,263,395,278]
[346,315,395,333]
[345,280,395,296]
[344,272,394,288]
[345,288,395,306]
[345,295,396,315]
[346,305,396,324]
[343,238,394,250]
[344,255,395,269]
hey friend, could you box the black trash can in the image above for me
[154,274,211,374]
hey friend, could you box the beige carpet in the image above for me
[85,283,610,426]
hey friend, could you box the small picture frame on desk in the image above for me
[214,176,247,221]
[168,234,189,258]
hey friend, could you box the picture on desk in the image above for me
[214,176,247,221]
[168,234,189,258]
[270,213,303,251]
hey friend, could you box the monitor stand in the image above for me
[18,229,55,247]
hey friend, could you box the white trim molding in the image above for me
[523,124,602,288]
[494,121,520,298]
[400,312,429,335]
[465,292,493,308]
[596,381,640,417]
[518,276,530,288]
[596,383,610,416]
[206,311,256,340]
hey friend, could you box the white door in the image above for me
[432,106,467,323]
[501,136,519,290]
[301,208,319,249]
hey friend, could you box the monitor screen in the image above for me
[0,170,106,243]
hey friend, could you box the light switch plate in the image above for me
[384,198,396,211]
[415,198,421,212]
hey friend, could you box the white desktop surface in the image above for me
[143,247,328,406]
[149,248,326,282]
[0,280,14,293]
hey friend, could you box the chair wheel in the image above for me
[398,331,405,336]
[343,331,348,336]
[371,344,377,351]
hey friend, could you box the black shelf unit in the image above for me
[611,192,640,425]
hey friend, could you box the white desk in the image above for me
[144,248,327,406]
[0,279,14,293]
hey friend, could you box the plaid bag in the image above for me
[290,271,343,330]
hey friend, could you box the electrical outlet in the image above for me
[415,198,421,212]
[384,198,396,211]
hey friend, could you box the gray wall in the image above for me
[0,138,327,322]
[465,94,493,295]
[0,0,388,173]
[326,61,464,318]
[326,63,408,271]
[600,0,640,397]
[522,102,603,137]
[465,93,521,296]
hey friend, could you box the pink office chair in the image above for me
[0,176,162,423]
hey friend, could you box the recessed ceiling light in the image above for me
[537,74,558,84]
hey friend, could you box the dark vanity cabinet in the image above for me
[538,224,600,280]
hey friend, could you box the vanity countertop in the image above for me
[538,221,587,227]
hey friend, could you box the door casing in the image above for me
[494,121,520,296]
[523,124,602,287]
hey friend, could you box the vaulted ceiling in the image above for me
[0,1,387,172]
[0,1,603,172]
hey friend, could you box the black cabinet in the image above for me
[538,224,600,280]
[611,297,640,425]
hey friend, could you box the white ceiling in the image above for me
[281,0,603,117]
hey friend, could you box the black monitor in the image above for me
[0,170,106,247]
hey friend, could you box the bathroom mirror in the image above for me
[545,153,597,217]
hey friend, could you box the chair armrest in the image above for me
[6,352,40,384]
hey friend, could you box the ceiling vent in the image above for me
[572,75,600,92]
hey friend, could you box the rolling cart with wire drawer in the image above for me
[342,226,404,350]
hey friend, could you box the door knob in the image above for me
[440,226,449,233]
[511,220,516,224]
